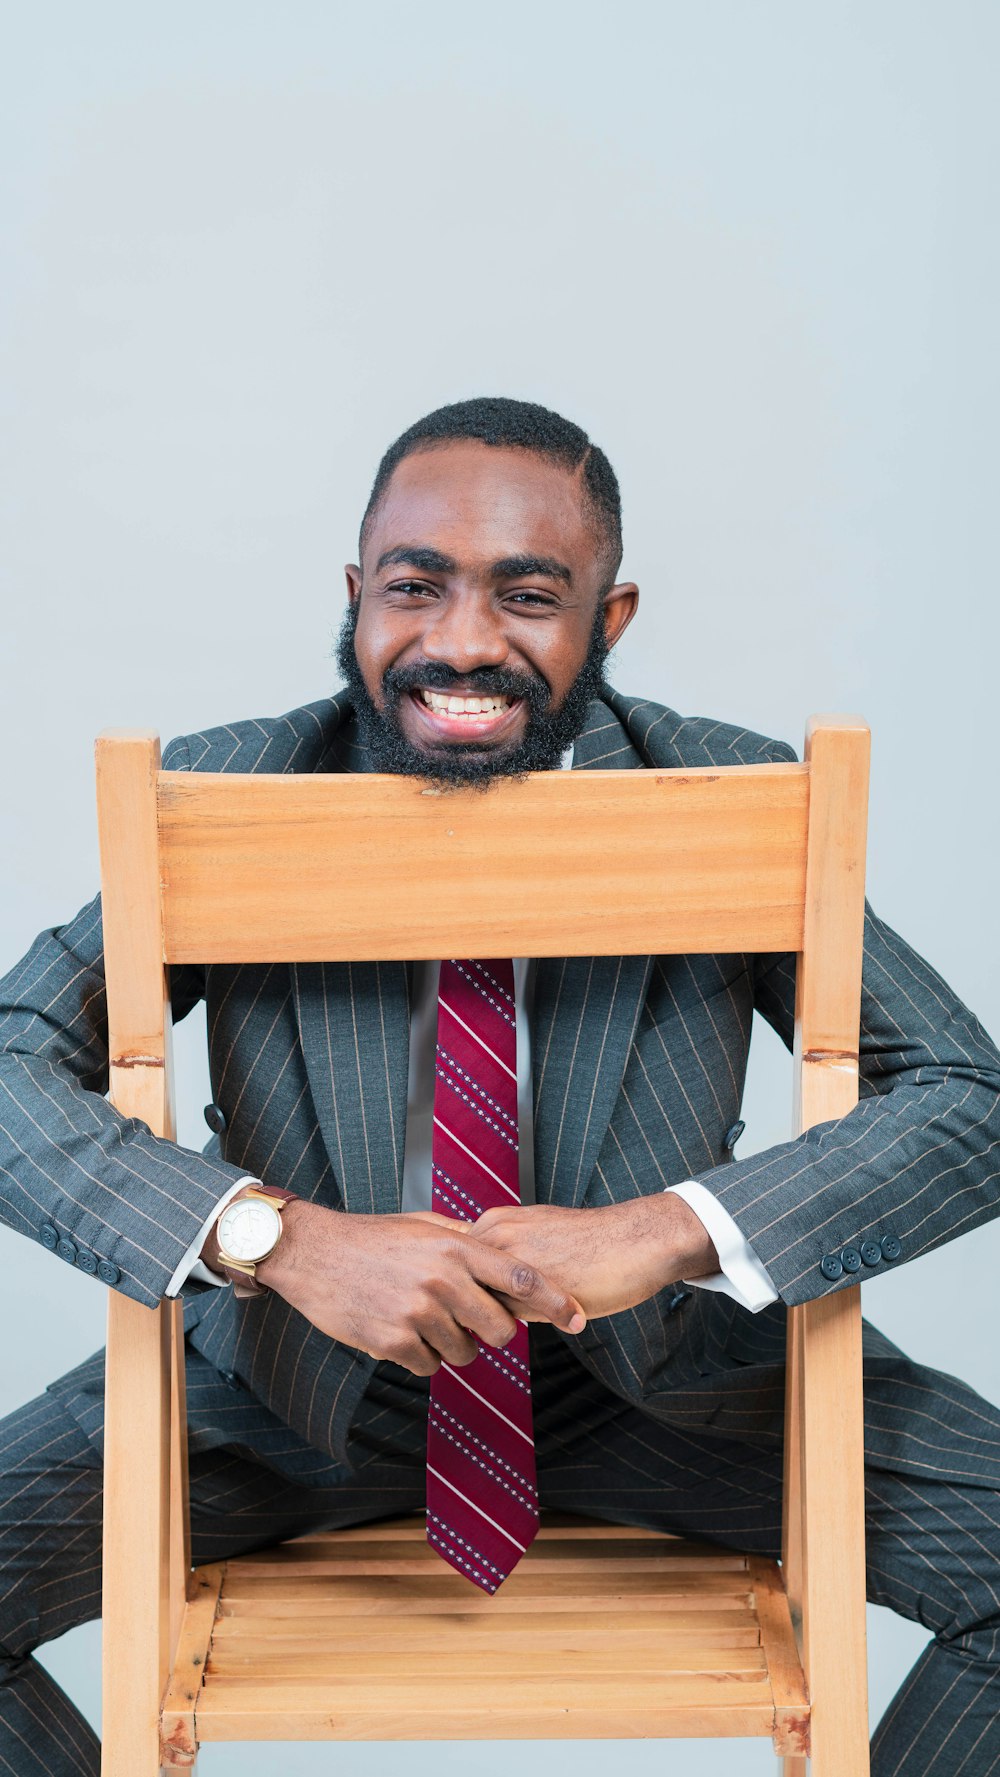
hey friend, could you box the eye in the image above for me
[385,579,438,598]
[507,590,557,608]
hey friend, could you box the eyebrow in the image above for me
[490,553,573,585]
[376,545,457,575]
[375,545,574,586]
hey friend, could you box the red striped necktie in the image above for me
[427,958,539,1592]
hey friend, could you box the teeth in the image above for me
[420,690,512,717]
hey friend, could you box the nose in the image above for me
[420,592,509,675]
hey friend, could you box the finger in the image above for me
[419,1314,479,1368]
[466,1244,586,1335]
[408,1210,482,1237]
[472,1206,507,1233]
[491,1293,548,1323]
[380,1334,441,1378]
[451,1284,519,1350]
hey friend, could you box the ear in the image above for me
[602,581,639,648]
[345,563,363,605]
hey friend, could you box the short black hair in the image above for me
[359,396,622,579]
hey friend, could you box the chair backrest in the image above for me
[95,714,871,1772]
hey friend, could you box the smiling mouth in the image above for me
[419,688,513,718]
[408,686,523,739]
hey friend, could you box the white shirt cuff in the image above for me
[164,1177,260,1298]
[665,1181,779,1314]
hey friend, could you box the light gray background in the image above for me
[2,3,997,1770]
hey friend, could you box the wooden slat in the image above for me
[297,1515,673,1542]
[216,1586,754,1618]
[749,1557,810,1758]
[219,1570,753,1606]
[207,1672,772,1700]
[197,1699,780,1742]
[230,1530,747,1558]
[196,1671,777,1742]
[160,1565,225,1768]
[221,1557,741,1578]
[156,765,809,962]
[226,1537,749,1576]
[207,1645,768,1679]
[209,1608,762,1649]
[208,1631,762,1662]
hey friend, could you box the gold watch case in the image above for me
[216,1188,286,1279]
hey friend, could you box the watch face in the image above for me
[219,1197,281,1263]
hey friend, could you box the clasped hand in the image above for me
[257,1194,717,1379]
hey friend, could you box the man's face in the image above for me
[338,440,638,785]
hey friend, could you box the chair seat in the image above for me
[160,1516,810,1760]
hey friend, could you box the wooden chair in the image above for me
[95,714,871,1775]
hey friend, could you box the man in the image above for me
[1,396,999,1775]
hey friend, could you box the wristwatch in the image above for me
[215,1185,298,1298]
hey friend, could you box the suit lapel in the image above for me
[532,700,653,1208]
[291,961,410,1217]
[291,710,411,1216]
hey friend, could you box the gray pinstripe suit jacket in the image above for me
[3,689,1000,1479]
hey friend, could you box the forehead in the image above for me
[367,441,599,571]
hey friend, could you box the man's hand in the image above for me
[467,1195,720,1321]
[238,1202,585,1376]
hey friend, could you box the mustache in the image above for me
[381,660,551,706]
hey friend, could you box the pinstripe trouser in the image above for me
[1,1327,999,1776]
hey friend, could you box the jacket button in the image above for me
[39,1223,58,1250]
[820,1253,843,1282]
[860,1241,882,1267]
[97,1260,121,1286]
[204,1103,227,1135]
[841,1246,862,1274]
[56,1237,78,1265]
[222,1370,242,1391]
[723,1120,746,1153]
[76,1250,98,1276]
[667,1287,691,1313]
[880,1234,902,1262]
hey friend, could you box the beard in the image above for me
[333,600,610,788]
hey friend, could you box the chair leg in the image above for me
[781,1297,870,1777]
[101,1297,174,1777]
[782,1758,807,1775]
